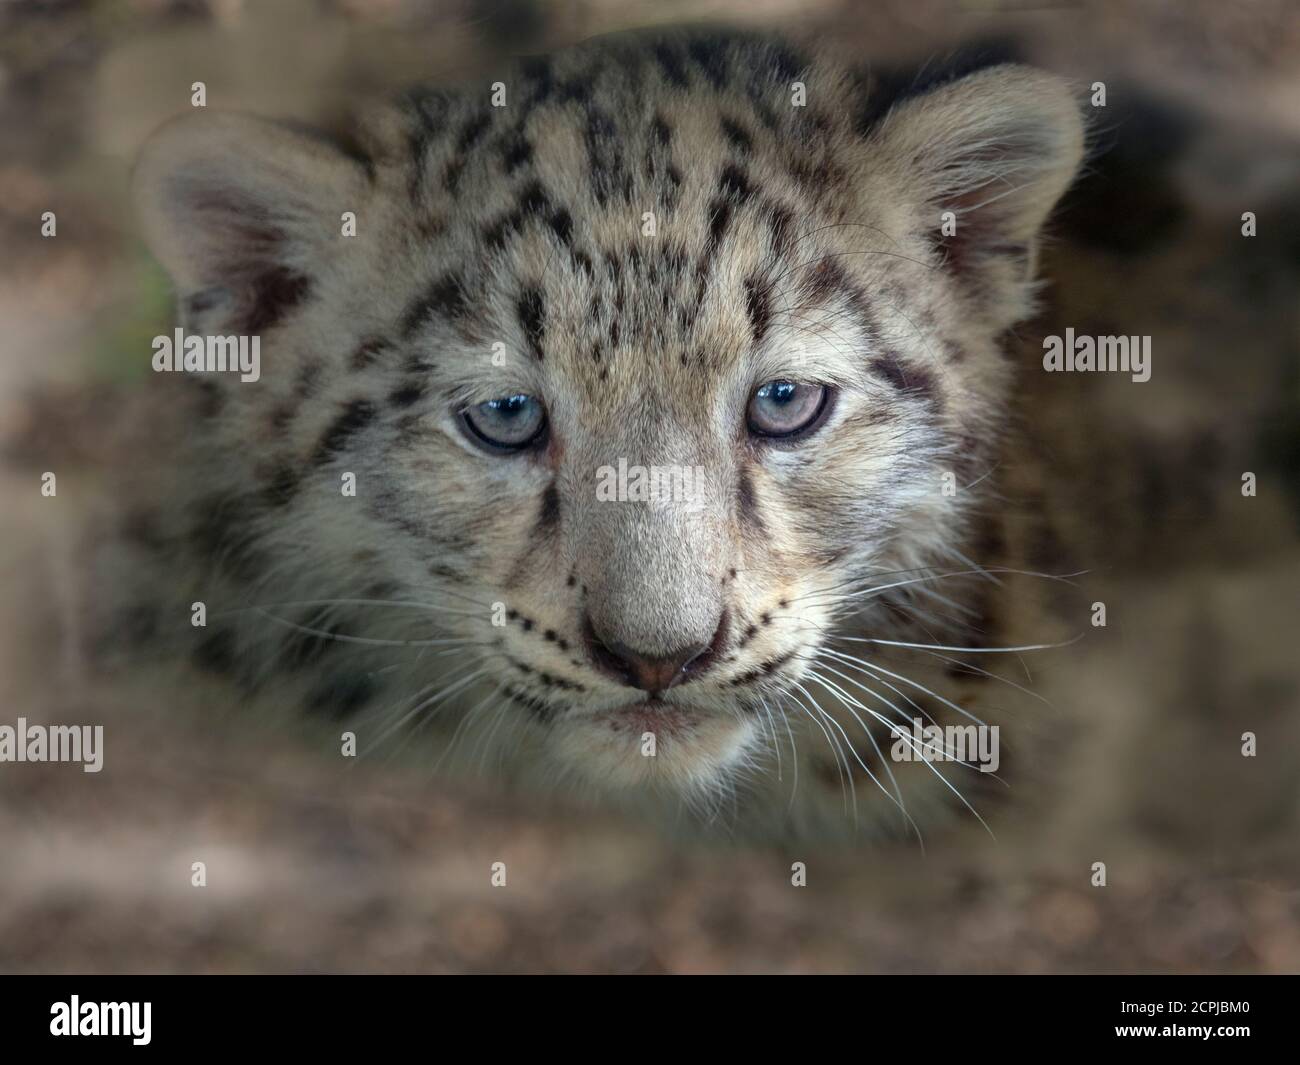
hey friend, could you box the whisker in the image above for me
[245,608,492,648]
[761,695,800,811]
[806,656,995,838]
[803,668,922,845]
[837,633,1084,654]
[821,646,993,730]
[778,688,853,818]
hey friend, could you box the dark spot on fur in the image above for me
[501,133,534,173]
[707,198,732,249]
[688,38,728,89]
[744,276,773,344]
[246,268,312,334]
[548,207,573,245]
[730,648,798,686]
[719,164,752,201]
[721,116,753,153]
[351,337,393,370]
[405,86,452,200]
[518,179,551,216]
[534,481,561,535]
[517,286,546,360]
[456,109,492,152]
[402,273,466,337]
[505,687,557,724]
[388,381,425,408]
[802,257,852,304]
[443,157,466,194]
[262,462,301,507]
[314,399,377,463]
[652,43,689,88]
[557,76,592,104]
[584,108,631,204]
[870,353,937,405]
[767,202,795,257]
[768,43,804,83]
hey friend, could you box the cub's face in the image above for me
[135,35,1082,797]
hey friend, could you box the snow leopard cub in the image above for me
[128,29,1085,841]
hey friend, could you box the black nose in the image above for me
[583,612,728,694]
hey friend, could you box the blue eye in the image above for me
[461,394,547,451]
[747,380,829,438]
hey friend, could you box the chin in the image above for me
[546,700,760,795]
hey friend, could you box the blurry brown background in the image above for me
[0,0,1297,973]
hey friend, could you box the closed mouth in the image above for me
[596,697,701,735]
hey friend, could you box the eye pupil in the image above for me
[488,395,529,418]
[462,394,546,451]
[747,380,830,440]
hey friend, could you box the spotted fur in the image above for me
[125,29,1085,840]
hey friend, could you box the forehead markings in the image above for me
[401,272,467,337]
[444,106,494,195]
[687,36,730,89]
[404,86,453,204]
[647,112,682,209]
[397,41,921,403]
[651,42,690,88]
[743,276,774,345]
[693,159,760,320]
[765,249,944,411]
[584,104,632,207]
[517,286,546,361]
[500,124,534,174]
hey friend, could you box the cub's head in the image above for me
[134,33,1083,799]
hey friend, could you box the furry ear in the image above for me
[133,112,370,334]
[866,64,1085,280]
